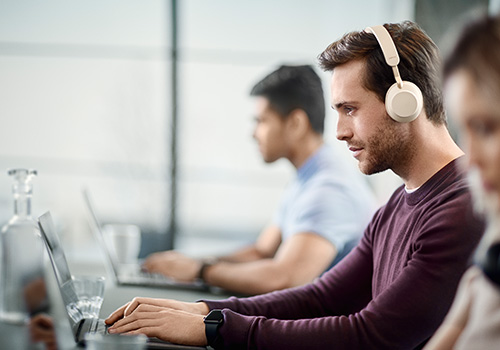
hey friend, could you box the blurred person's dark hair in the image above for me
[444,12,500,218]
[443,12,500,103]
[250,65,325,134]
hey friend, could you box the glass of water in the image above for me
[68,276,105,319]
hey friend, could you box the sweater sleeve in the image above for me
[202,230,374,349]
[202,194,483,350]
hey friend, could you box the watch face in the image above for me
[204,309,224,347]
[205,309,224,323]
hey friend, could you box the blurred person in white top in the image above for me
[424,12,500,350]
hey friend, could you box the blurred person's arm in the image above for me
[142,224,282,281]
[215,224,282,263]
[202,231,336,295]
[143,224,337,295]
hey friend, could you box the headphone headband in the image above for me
[365,26,399,67]
[365,25,402,88]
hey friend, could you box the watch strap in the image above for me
[204,309,224,347]
[198,258,218,282]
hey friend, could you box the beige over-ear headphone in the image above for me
[365,25,423,123]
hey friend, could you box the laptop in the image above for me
[38,211,207,350]
[82,188,208,291]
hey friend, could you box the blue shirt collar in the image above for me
[297,144,328,182]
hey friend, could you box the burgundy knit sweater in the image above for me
[203,159,484,349]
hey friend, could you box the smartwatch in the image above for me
[198,258,218,282]
[204,309,224,347]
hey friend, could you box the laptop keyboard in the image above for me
[92,318,109,335]
[118,268,208,291]
[139,270,173,281]
[121,270,182,286]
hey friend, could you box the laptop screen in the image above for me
[38,211,72,285]
[38,211,85,328]
[82,188,121,282]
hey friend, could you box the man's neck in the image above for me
[289,136,324,169]
[398,123,463,190]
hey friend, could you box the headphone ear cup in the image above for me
[385,81,423,123]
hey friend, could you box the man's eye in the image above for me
[344,107,355,116]
[469,120,496,137]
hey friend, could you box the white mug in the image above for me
[103,224,141,265]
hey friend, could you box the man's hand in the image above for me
[142,251,202,282]
[105,297,210,325]
[107,304,207,346]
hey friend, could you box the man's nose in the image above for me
[336,115,353,141]
[252,125,258,140]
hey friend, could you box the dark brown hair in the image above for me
[318,21,445,125]
[443,14,500,101]
[250,65,325,134]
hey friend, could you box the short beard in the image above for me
[359,121,415,176]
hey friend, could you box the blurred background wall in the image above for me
[0,0,495,260]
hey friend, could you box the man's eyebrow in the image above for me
[332,101,350,110]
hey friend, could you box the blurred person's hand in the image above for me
[142,251,202,282]
[24,277,48,314]
[29,314,58,350]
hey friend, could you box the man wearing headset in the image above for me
[105,21,484,350]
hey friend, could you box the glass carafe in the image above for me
[0,168,48,324]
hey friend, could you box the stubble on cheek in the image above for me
[358,123,414,176]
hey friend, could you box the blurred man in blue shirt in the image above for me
[142,65,378,295]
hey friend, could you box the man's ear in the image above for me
[286,109,310,139]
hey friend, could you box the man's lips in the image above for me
[482,179,496,193]
[348,146,363,158]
